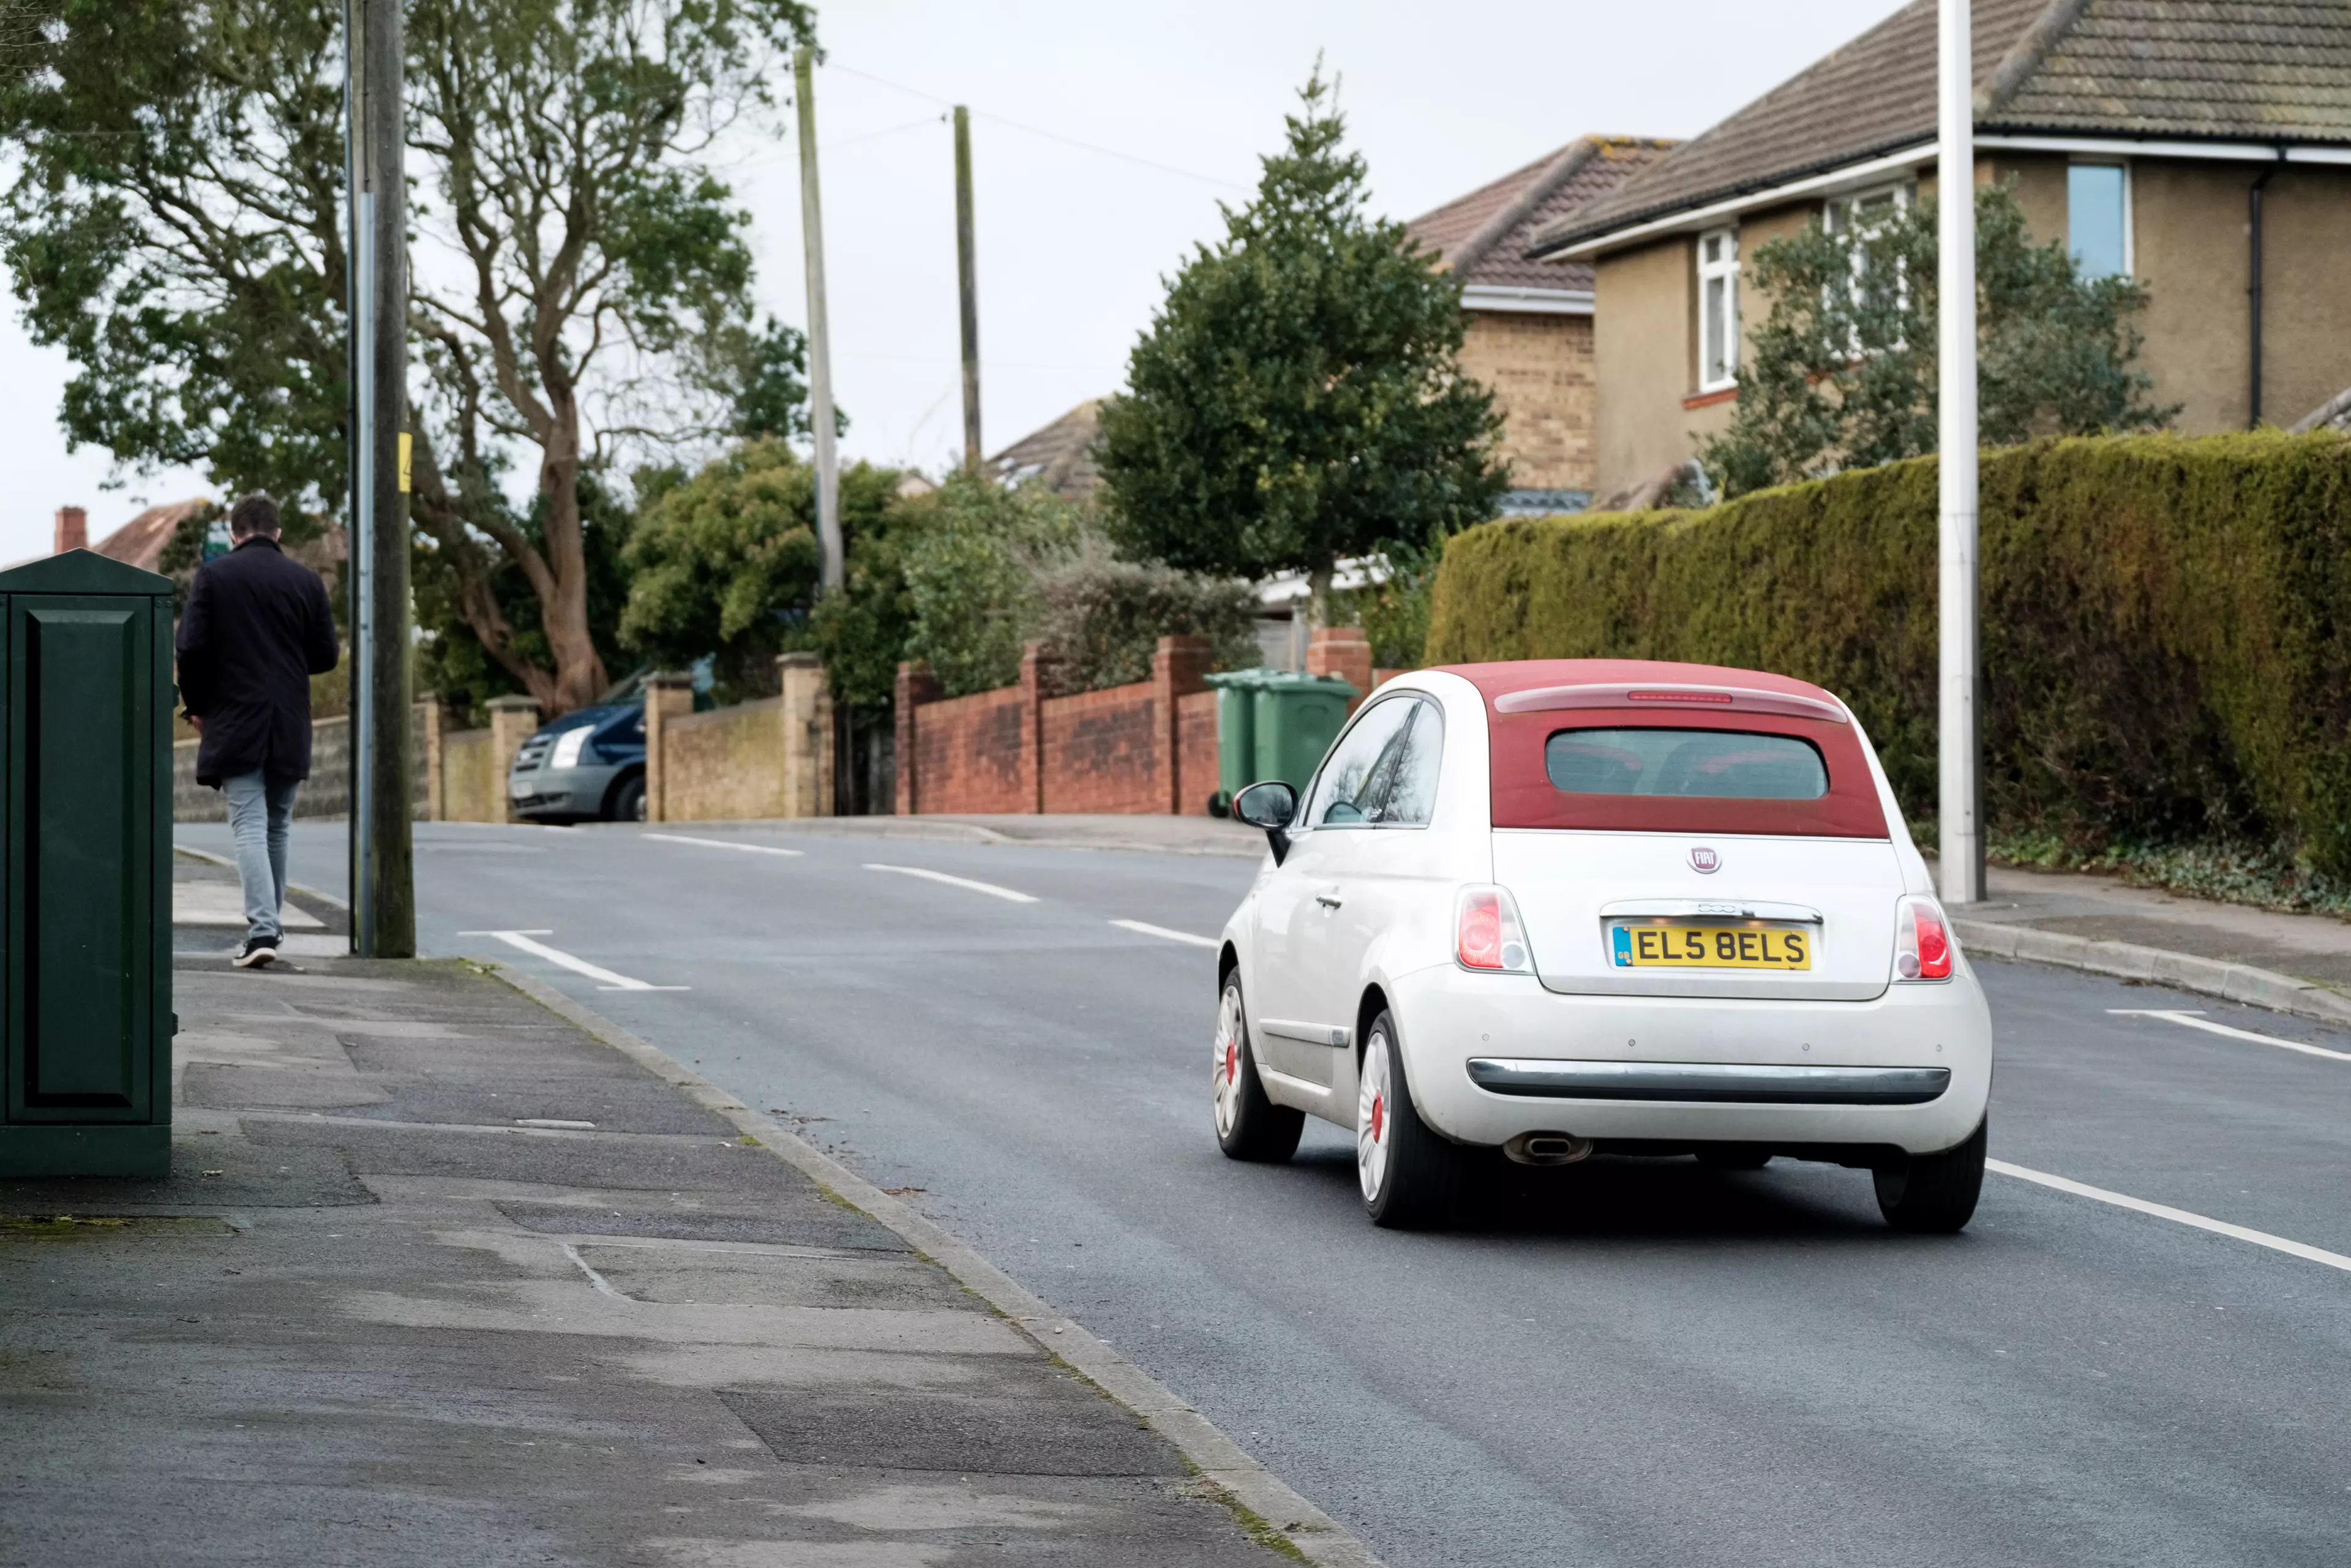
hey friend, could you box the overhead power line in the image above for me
[827,61,1248,192]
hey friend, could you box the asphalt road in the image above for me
[183,819,2351,1567]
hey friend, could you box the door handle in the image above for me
[1314,893,1343,910]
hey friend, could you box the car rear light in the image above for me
[1895,895,1954,981]
[1457,885,1534,973]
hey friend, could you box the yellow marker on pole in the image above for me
[397,430,411,493]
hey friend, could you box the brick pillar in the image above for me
[53,506,87,554]
[486,695,542,824]
[893,661,942,815]
[642,674,695,822]
[1307,627,1374,714]
[420,699,445,822]
[1152,635,1213,814]
[1018,642,1059,814]
[777,652,834,819]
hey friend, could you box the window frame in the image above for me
[1695,227,1741,394]
[2066,160,2133,279]
[1300,694,1444,832]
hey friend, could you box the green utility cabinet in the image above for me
[0,550,174,1177]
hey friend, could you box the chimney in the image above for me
[54,506,87,554]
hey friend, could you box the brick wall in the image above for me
[438,727,500,822]
[909,687,1030,814]
[662,697,789,820]
[1040,684,1158,814]
[1177,689,1219,815]
[1460,309,1597,493]
[898,636,1215,816]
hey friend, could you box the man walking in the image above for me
[176,494,340,968]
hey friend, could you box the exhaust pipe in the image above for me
[1504,1131,1593,1167]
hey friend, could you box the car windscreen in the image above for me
[1545,729,1828,800]
[1489,711,1887,838]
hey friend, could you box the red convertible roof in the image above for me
[1436,659,1888,838]
[1435,658,1848,711]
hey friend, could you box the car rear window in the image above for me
[1492,711,1886,838]
[1545,729,1828,800]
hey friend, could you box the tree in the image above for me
[1701,182,2176,498]
[0,0,814,714]
[618,438,901,702]
[1095,67,1506,613]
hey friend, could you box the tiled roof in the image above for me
[94,498,209,573]
[1536,0,2351,254]
[1404,137,1679,293]
[986,400,1102,500]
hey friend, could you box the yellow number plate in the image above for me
[1610,922,1812,970]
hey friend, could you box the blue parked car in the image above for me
[508,700,647,822]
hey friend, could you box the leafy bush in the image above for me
[1425,432,2351,876]
[1030,538,1258,692]
[896,474,1085,697]
[618,438,901,702]
[1701,184,2174,498]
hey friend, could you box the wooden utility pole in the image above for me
[345,0,414,956]
[954,105,982,472]
[794,47,842,593]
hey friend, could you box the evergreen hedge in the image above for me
[1424,433,2351,875]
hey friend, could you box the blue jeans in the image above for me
[223,770,299,943]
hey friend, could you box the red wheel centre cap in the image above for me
[1370,1095,1384,1142]
[1224,1041,1236,1083]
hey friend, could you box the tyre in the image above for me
[1697,1147,1772,1171]
[607,774,647,823]
[1874,1119,1987,1233]
[1213,975,1302,1162]
[1357,1009,1463,1229]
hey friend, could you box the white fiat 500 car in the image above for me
[1212,659,1992,1232]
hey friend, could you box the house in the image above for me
[985,400,1103,501]
[1405,136,1676,512]
[1527,0,2351,496]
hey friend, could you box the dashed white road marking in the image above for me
[560,1242,631,1299]
[516,1118,597,1130]
[1989,1158,2351,1275]
[642,833,804,857]
[863,864,1038,903]
[459,929,689,992]
[1111,919,1218,948]
[2107,1008,2351,1062]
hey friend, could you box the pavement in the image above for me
[0,859,1343,1566]
[152,815,2351,1568]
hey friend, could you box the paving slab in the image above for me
[0,955,1307,1567]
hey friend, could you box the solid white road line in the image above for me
[2108,1008,2351,1063]
[458,929,689,992]
[560,1242,631,1299]
[1111,919,1218,948]
[863,863,1038,903]
[1988,1158,2351,1275]
[643,832,805,857]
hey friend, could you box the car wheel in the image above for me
[1874,1119,1987,1234]
[1697,1147,1772,1171]
[609,775,647,823]
[1357,1009,1461,1229]
[1213,976,1302,1162]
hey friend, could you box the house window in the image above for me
[1824,184,1910,236]
[2068,162,2130,278]
[1697,228,1739,391]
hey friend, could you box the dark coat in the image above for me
[174,536,340,787]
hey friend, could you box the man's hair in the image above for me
[227,493,281,539]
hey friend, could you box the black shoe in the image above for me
[234,936,279,969]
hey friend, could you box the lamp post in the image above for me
[1937,0,1983,905]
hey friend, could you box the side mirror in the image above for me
[1232,780,1298,865]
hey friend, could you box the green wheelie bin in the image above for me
[1201,668,1271,817]
[1250,672,1357,798]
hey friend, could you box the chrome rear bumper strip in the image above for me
[1466,1059,1951,1106]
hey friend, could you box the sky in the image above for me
[0,0,1913,563]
